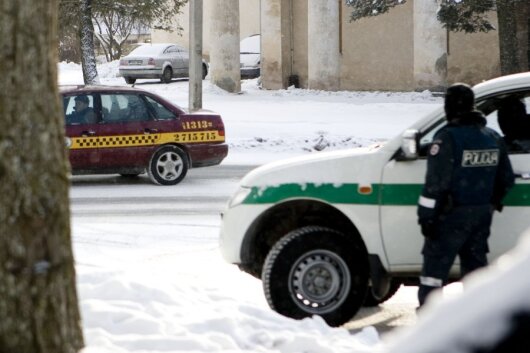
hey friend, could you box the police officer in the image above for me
[417,83,515,306]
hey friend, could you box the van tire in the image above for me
[262,226,369,327]
[363,281,401,307]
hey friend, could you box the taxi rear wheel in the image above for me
[262,226,369,327]
[148,145,188,186]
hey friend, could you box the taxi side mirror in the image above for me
[397,129,419,161]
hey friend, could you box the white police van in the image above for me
[220,73,530,327]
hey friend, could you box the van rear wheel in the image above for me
[262,226,369,327]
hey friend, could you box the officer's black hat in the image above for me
[444,83,474,120]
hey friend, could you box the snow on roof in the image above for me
[474,72,530,98]
[240,34,260,54]
[127,43,176,56]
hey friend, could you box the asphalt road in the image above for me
[69,164,251,216]
[69,164,419,336]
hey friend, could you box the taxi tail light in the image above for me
[148,58,155,65]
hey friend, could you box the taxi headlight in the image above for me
[228,187,251,208]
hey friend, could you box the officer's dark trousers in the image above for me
[418,205,493,306]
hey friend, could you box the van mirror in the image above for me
[398,129,419,160]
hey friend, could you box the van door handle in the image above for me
[82,130,96,137]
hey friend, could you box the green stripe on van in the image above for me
[243,183,530,206]
[503,184,530,206]
[243,183,380,205]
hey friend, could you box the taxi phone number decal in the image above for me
[170,131,222,143]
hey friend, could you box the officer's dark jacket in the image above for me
[418,111,515,224]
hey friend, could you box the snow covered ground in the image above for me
[59,62,530,353]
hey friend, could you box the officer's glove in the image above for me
[419,220,437,238]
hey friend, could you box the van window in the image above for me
[419,91,530,156]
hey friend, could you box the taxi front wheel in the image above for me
[148,145,188,186]
[262,226,369,327]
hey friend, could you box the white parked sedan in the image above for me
[119,43,208,84]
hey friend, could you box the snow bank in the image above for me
[386,229,530,353]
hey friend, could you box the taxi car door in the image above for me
[64,93,100,170]
[97,93,160,170]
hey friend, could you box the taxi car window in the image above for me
[144,95,176,120]
[64,94,97,125]
[101,94,149,123]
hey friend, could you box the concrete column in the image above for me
[413,0,447,91]
[189,0,203,111]
[308,0,340,91]
[261,0,291,90]
[209,0,241,93]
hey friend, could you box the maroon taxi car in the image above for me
[60,85,228,185]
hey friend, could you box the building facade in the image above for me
[154,0,530,92]
[151,0,260,61]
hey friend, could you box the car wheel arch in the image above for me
[239,199,367,279]
[162,143,191,165]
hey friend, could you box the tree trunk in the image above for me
[497,0,521,75]
[0,1,85,352]
[79,0,100,84]
[514,1,530,71]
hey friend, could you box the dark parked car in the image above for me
[119,43,208,84]
[61,85,228,185]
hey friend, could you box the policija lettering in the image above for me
[461,149,499,167]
